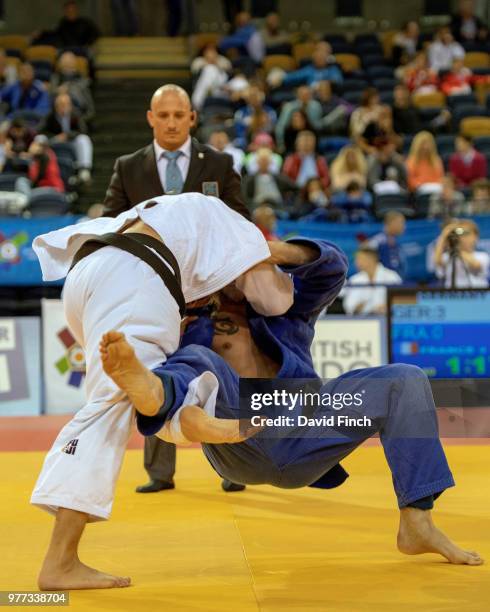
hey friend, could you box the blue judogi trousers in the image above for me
[141,346,455,509]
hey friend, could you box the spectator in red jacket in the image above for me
[27,135,65,192]
[449,134,487,188]
[282,130,329,190]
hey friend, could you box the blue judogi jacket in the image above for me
[137,239,350,488]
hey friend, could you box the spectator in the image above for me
[331,181,373,223]
[428,27,465,74]
[433,219,489,288]
[330,145,367,192]
[275,86,322,152]
[42,92,93,183]
[367,147,407,193]
[451,0,485,43]
[440,58,473,96]
[449,134,487,188]
[274,44,343,89]
[218,11,265,63]
[315,80,352,134]
[27,135,65,193]
[190,44,232,110]
[53,0,99,48]
[392,20,420,66]
[470,179,490,214]
[1,62,51,118]
[400,51,439,94]
[208,129,244,174]
[428,175,467,219]
[234,84,276,148]
[368,211,407,277]
[282,130,329,189]
[252,204,279,240]
[283,109,314,155]
[242,132,283,175]
[342,245,402,315]
[406,131,444,192]
[242,147,297,211]
[358,105,402,156]
[51,52,95,122]
[0,49,18,88]
[349,88,382,140]
[2,118,36,173]
[260,12,290,50]
[392,84,421,135]
[292,176,330,219]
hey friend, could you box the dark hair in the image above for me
[346,180,361,193]
[360,87,379,107]
[457,133,473,144]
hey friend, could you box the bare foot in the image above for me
[397,507,483,565]
[38,557,131,590]
[99,331,163,416]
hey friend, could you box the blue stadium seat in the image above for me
[473,136,490,153]
[362,54,389,69]
[51,141,77,163]
[372,78,398,91]
[367,65,395,80]
[324,34,347,45]
[343,90,364,105]
[414,191,433,218]
[341,79,369,92]
[379,91,394,105]
[318,136,350,154]
[0,173,24,191]
[5,48,22,59]
[474,68,490,76]
[330,42,353,54]
[57,158,76,190]
[354,33,379,46]
[486,93,490,110]
[324,151,338,165]
[27,190,70,217]
[447,93,477,108]
[356,42,383,56]
[441,152,452,170]
[374,193,414,219]
[453,105,488,127]
[402,134,415,154]
[435,134,456,154]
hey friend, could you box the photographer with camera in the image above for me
[433,219,489,288]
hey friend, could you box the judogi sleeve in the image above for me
[282,238,349,319]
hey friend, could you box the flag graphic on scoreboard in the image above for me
[55,327,86,387]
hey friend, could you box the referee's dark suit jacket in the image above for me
[102,136,250,483]
[103,137,249,218]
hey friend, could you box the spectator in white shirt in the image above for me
[432,219,490,288]
[343,245,402,315]
[190,44,232,110]
[428,27,465,73]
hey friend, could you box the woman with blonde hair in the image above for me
[330,145,368,192]
[406,131,444,192]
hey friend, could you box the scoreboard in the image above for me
[388,289,490,379]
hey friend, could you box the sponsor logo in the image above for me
[62,438,79,455]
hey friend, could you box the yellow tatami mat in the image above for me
[0,446,489,611]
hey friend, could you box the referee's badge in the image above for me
[202,181,219,197]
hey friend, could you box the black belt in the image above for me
[70,232,186,317]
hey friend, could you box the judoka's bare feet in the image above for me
[397,507,483,565]
[179,405,262,444]
[39,558,131,590]
[100,331,164,416]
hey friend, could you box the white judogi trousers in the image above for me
[31,247,181,521]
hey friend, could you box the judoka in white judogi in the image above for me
[30,193,290,521]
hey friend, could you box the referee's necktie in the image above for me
[163,150,184,194]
